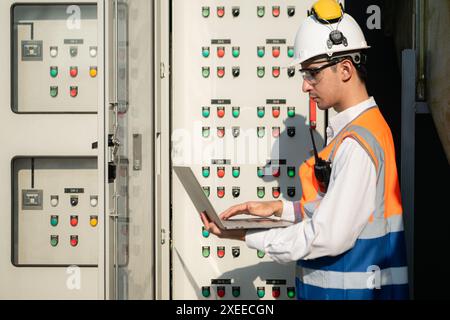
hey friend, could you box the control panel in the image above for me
[12,157,99,266]
[12,4,98,113]
[171,1,330,299]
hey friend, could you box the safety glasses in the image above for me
[299,59,341,85]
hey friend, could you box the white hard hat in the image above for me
[290,11,370,67]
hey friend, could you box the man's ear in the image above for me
[340,59,353,82]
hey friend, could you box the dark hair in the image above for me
[355,63,368,84]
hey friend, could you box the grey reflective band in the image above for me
[359,214,404,240]
[296,266,408,290]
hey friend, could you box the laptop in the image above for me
[174,166,294,230]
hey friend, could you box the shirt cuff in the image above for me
[245,229,267,252]
[280,200,296,223]
[281,200,303,223]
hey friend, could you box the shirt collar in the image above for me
[326,97,377,143]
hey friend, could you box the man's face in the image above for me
[300,59,341,110]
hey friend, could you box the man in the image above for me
[201,0,409,300]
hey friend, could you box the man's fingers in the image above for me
[220,203,248,220]
[200,211,210,228]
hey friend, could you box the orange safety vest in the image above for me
[296,106,409,300]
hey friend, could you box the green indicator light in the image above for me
[202,128,210,138]
[257,250,265,258]
[202,67,210,78]
[50,86,58,98]
[257,128,265,138]
[202,227,210,238]
[202,49,210,58]
[50,236,58,247]
[202,168,210,178]
[257,67,265,78]
[232,109,240,118]
[288,109,295,118]
[232,48,240,58]
[257,188,265,199]
[50,216,58,227]
[257,108,265,118]
[288,48,295,58]
[202,247,210,258]
[202,108,210,118]
[288,168,296,178]
[232,288,240,298]
[257,168,264,178]
[203,188,210,197]
[232,169,240,178]
[50,67,58,78]
[202,7,210,18]
[257,48,265,58]
[202,288,211,298]
[257,288,265,298]
[287,288,296,299]
[257,6,265,18]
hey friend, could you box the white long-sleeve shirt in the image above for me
[245,97,378,263]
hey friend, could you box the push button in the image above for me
[90,66,98,78]
[288,167,296,178]
[272,6,280,17]
[217,127,225,138]
[257,187,265,199]
[288,46,295,58]
[272,127,281,138]
[232,187,240,198]
[232,47,240,58]
[232,287,241,298]
[90,216,98,227]
[202,127,210,138]
[202,47,210,58]
[272,107,280,118]
[50,46,58,58]
[202,7,210,18]
[272,47,280,58]
[217,47,225,58]
[272,167,281,178]
[217,167,225,178]
[257,107,266,118]
[70,216,79,227]
[50,66,58,78]
[287,287,296,299]
[217,246,225,258]
[257,167,265,178]
[217,187,225,199]
[217,67,225,78]
[70,86,78,98]
[257,6,265,18]
[257,250,265,258]
[272,67,281,78]
[257,287,265,298]
[272,187,281,199]
[202,167,210,178]
[287,187,296,198]
[287,7,296,17]
[217,107,225,118]
[288,107,296,118]
[232,127,240,138]
[257,46,265,58]
[232,7,240,17]
[50,215,59,227]
[232,107,240,118]
[217,7,225,18]
[202,67,210,78]
[287,67,295,78]
[70,235,79,247]
[202,107,210,118]
[272,287,281,298]
[202,226,210,238]
[232,167,240,178]
[50,86,58,98]
[257,127,265,138]
[257,66,265,78]
[287,127,296,137]
[70,66,78,78]
[202,246,210,258]
[232,67,240,78]
[217,286,226,298]
[202,287,211,298]
[50,235,59,247]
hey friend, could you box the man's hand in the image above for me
[220,201,283,220]
[200,212,246,241]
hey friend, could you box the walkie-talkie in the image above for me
[309,128,332,193]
